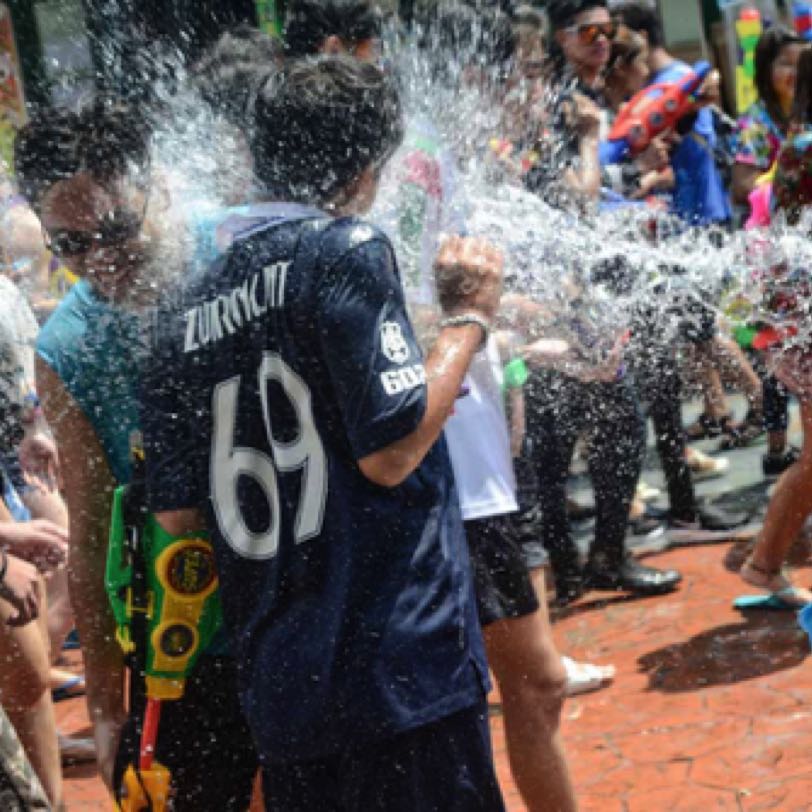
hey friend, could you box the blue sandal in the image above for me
[52,675,86,702]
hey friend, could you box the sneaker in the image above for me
[629,514,666,540]
[668,505,750,543]
[635,481,661,502]
[561,656,616,696]
[686,448,729,482]
[762,447,801,478]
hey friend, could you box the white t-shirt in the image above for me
[444,338,518,521]
[374,118,518,520]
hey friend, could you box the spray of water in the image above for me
[123,16,812,387]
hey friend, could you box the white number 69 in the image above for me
[211,352,327,560]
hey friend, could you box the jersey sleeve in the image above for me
[314,234,427,460]
[141,313,207,512]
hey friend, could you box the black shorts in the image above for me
[465,515,540,627]
[113,656,258,811]
[261,700,505,812]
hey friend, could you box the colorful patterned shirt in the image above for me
[735,100,785,171]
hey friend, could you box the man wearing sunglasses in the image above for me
[551,0,615,92]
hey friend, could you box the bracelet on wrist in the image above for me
[439,313,490,350]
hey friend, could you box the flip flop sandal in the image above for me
[52,675,86,703]
[734,590,812,611]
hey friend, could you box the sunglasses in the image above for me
[566,21,617,45]
[44,199,147,259]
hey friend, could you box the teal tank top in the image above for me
[36,280,143,486]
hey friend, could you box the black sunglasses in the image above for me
[44,196,148,258]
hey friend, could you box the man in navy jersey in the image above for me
[142,57,505,811]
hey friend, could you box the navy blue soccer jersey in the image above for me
[141,203,488,763]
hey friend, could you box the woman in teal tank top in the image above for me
[19,102,257,808]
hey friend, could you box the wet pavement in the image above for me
[57,397,812,810]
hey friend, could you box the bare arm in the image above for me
[563,133,601,201]
[560,93,603,202]
[36,356,125,789]
[359,236,503,488]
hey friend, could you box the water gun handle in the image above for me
[118,763,171,812]
[140,698,162,772]
[599,139,630,167]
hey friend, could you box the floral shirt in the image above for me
[773,128,812,222]
[735,100,785,171]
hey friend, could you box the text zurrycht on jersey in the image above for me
[184,261,291,353]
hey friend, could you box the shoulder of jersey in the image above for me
[318,216,391,259]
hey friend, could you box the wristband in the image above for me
[503,358,529,390]
[439,313,490,350]
[0,549,8,585]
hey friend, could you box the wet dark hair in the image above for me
[191,24,283,129]
[14,98,152,212]
[614,2,665,49]
[252,55,403,206]
[791,45,812,128]
[512,5,546,34]
[755,26,805,130]
[606,24,646,74]
[283,0,381,58]
[419,3,517,79]
[545,0,608,31]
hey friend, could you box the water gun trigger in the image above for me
[608,61,712,155]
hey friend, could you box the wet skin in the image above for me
[38,172,155,305]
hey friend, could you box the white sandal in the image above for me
[562,656,616,697]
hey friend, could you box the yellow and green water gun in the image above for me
[106,465,222,811]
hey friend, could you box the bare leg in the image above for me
[22,488,75,660]
[748,399,812,576]
[483,570,576,812]
[0,579,62,808]
[684,342,730,420]
[712,335,763,413]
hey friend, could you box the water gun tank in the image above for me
[607,61,712,155]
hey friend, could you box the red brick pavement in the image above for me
[58,541,812,810]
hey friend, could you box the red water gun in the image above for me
[607,61,712,155]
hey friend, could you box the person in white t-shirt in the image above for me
[372,7,615,810]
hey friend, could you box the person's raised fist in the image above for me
[434,235,504,321]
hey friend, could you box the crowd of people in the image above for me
[0,0,811,809]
